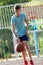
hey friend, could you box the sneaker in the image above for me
[30,60,34,65]
[24,60,28,65]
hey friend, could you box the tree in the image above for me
[0,0,32,6]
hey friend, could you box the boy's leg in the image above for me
[17,37,28,65]
[19,42,28,65]
[22,45,28,65]
[22,41,34,65]
[22,41,32,59]
[22,50,26,60]
[21,42,26,61]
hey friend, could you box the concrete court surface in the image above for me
[0,56,43,65]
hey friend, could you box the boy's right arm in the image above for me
[11,16,16,36]
[11,16,20,43]
[11,24,16,35]
[11,25,20,44]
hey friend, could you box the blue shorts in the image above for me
[19,34,28,42]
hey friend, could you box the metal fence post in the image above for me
[32,20,39,57]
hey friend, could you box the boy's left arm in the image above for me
[25,19,29,37]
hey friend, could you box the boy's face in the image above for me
[15,9,21,16]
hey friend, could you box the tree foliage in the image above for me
[0,0,32,6]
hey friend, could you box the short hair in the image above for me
[15,5,21,10]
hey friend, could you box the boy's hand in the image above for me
[16,37,20,44]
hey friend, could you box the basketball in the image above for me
[16,43,25,53]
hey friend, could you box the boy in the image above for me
[11,5,34,65]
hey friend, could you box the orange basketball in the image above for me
[16,44,25,53]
